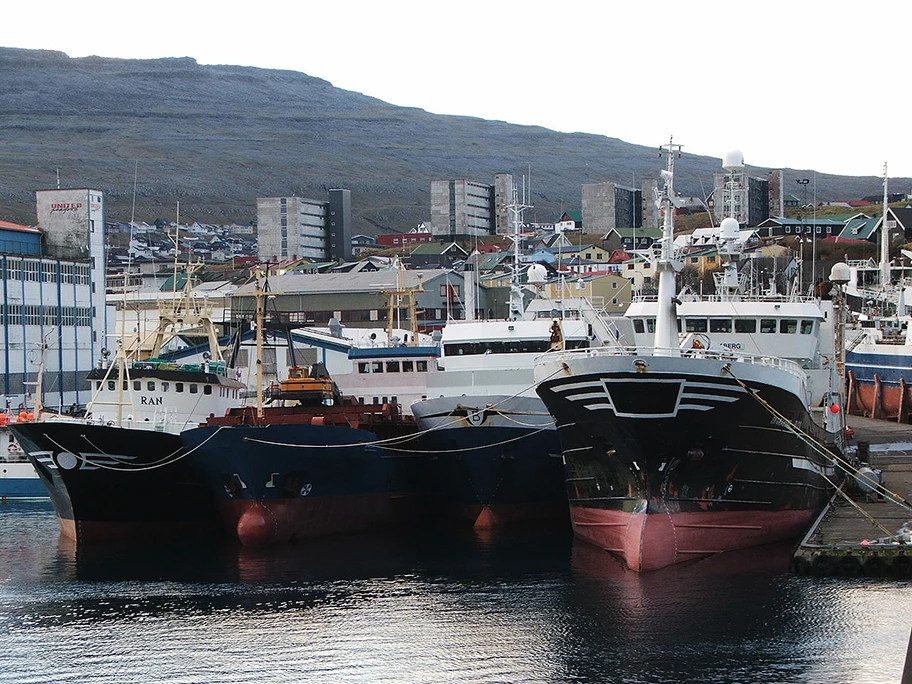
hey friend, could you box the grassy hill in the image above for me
[0,47,903,234]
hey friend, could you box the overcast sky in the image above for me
[6,0,909,180]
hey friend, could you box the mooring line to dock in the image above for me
[722,365,912,517]
[236,363,567,452]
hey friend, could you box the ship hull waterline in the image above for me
[412,395,569,528]
[181,422,428,548]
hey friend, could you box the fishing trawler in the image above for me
[411,199,620,528]
[534,141,846,572]
[9,257,244,542]
[180,268,428,548]
[843,163,912,421]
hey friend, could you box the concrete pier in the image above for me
[792,415,912,577]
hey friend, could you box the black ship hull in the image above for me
[181,421,428,547]
[536,354,840,571]
[9,421,220,543]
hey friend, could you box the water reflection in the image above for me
[1,501,909,684]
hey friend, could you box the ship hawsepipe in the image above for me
[535,349,840,572]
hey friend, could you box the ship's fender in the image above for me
[811,554,835,576]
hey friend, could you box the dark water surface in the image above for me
[1,499,909,683]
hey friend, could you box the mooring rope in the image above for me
[722,364,912,534]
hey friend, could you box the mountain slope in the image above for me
[0,47,898,233]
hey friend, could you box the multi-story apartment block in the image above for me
[257,189,352,263]
[581,179,656,235]
[712,167,781,227]
[430,174,514,239]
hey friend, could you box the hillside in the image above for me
[0,47,903,234]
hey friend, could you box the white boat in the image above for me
[0,421,45,498]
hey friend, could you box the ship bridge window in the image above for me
[734,319,757,333]
[647,319,656,333]
[204,385,212,395]
[709,319,732,333]
[190,384,198,394]
[147,381,155,391]
[107,381,115,391]
[371,361,383,373]
[95,381,102,391]
[176,383,184,393]
[800,320,814,334]
[685,318,708,333]
[760,319,777,333]
[162,382,169,392]
[358,362,369,374]
[402,361,414,372]
[633,319,645,334]
[416,360,428,372]
[133,380,141,391]
[779,319,798,334]
[386,361,400,373]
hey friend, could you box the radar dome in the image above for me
[829,262,851,285]
[722,149,744,170]
[720,217,740,239]
[527,263,548,283]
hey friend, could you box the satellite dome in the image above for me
[720,217,739,239]
[723,149,744,170]
[527,263,548,283]
[829,262,851,285]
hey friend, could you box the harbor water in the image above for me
[1,499,909,683]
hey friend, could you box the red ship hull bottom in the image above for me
[222,494,422,548]
[570,506,816,572]
[442,502,569,530]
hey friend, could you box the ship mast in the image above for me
[653,137,684,355]
[380,256,423,346]
[254,266,265,419]
[881,162,891,289]
[505,189,531,321]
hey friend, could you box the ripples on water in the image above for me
[1,499,909,683]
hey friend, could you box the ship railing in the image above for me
[544,344,809,383]
[127,358,230,377]
[630,292,820,305]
